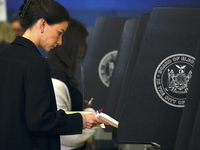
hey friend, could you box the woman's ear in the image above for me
[37,19,46,33]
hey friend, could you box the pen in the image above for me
[88,98,93,104]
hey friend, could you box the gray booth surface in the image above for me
[104,14,150,132]
[117,7,200,150]
[103,18,139,132]
[175,40,200,150]
[113,13,150,121]
[82,16,133,110]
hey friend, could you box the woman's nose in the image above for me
[57,37,62,46]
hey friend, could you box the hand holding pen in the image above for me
[82,108,110,129]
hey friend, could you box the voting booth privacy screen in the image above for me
[75,7,200,149]
[106,13,150,136]
[103,18,139,132]
[104,14,151,132]
[81,16,133,110]
[175,41,200,150]
[117,7,200,150]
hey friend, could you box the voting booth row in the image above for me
[76,6,200,150]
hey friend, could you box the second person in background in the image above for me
[0,22,15,49]
[10,15,25,36]
[46,18,96,150]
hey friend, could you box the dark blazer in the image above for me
[0,42,9,49]
[0,36,83,150]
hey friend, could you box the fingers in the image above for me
[84,113,110,129]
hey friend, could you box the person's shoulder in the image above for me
[0,42,9,49]
[46,59,70,86]
[0,42,44,64]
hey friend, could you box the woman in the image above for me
[0,22,15,49]
[46,18,95,150]
[0,0,108,150]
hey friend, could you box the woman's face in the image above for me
[40,21,69,52]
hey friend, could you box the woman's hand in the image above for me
[83,113,110,129]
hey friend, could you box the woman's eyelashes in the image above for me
[58,31,64,35]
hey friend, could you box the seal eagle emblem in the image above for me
[98,50,118,87]
[154,54,195,107]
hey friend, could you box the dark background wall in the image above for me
[6,0,200,29]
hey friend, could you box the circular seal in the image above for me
[98,50,118,87]
[154,54,195,107]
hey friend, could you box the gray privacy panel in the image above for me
[103,18,139,132]
[104,14,150,133]
[118,7,200,150]
[82,16,133,110]
[111,13,150,139]
[175,40,200,150]
[114,13,150,121]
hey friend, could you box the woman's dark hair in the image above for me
[18,0,70,29]
[47,18,89,88]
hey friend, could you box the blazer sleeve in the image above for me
[24,56,83,136]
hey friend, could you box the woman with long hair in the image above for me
[0,1,108,150]
[47,18,95,150]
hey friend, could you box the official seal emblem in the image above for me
[98,50,118,87]
[154,54,195,107]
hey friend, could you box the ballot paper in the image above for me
[95,109,119,128]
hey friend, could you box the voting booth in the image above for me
[175,40,200,150]
[113,13,150,122]
[117,7,200,150]
[103,18,139,131]
[82,16,133,110]
[104,14,150,132]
